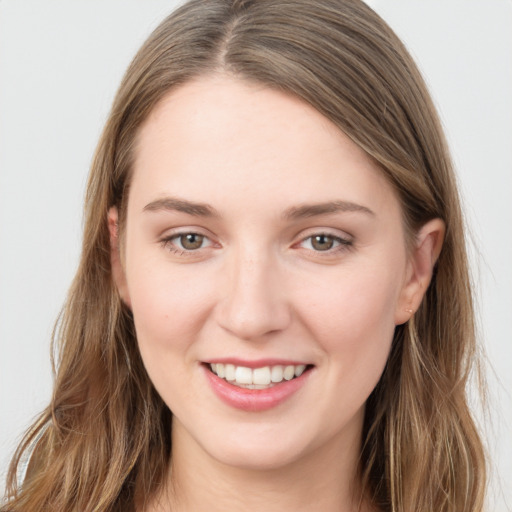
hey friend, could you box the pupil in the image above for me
[312,235,333,251]
[181,233,203,250]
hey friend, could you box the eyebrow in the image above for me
[283,200,375,220]
[142,196,374,219]
[143,197,219,217]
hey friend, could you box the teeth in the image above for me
[235,366,252,384]
[283,365,295,380]
[271,365,283,383]
[253,367,271,385]
[225,364,236,381]
[209,363,309,387]
[294,364,306,377]
[216,363,226,378]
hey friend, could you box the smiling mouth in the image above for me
[207,363,312,389]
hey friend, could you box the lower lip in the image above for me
[203,365,312,412]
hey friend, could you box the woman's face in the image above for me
[115,76,417,470]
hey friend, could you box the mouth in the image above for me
[206,362,313,390]
[203,360,314,412]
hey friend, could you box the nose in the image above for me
[216,249,291,341]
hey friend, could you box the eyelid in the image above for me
[294,226,353,242]
[293,228,354,253]
[158,226,353,256]
[159,227,220,255]
[159,225,217,241]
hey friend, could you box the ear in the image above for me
[108,207,131,308]
[395,218,445,325]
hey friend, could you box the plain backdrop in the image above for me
[1,1,511,509]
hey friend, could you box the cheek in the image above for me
[125,257,216,364]
[297,261,401,376]
[124,258,221,412]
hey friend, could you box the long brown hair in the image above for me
[2,1,486,510]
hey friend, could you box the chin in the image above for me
[211,443,306,472]
[196,422,319,472]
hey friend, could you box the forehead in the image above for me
[129,76,400,220]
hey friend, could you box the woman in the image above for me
[2,0,486,510]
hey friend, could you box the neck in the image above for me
[148,416,371,512]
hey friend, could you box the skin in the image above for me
[109,75,444,511]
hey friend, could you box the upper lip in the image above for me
[204,358,312,368]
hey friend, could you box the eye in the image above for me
[162,232,213,253]
[299,233,352,252]
[176,233,207,250]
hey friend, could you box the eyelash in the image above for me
[160,232,213,256]
[160,231,353,257]
[296,233,353,253]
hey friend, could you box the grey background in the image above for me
[1,1,511,509]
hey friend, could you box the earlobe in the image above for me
[395,218,445,325]
[108,207,131,308]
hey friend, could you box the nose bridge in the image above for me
[217,243,290,340]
